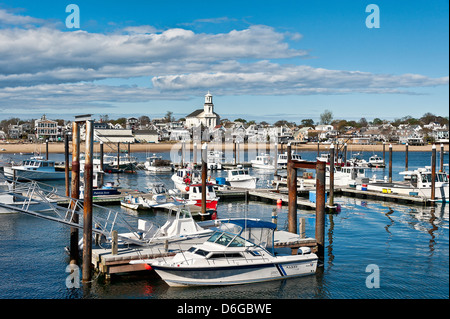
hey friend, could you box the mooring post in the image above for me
[64,133,70,197]
[201,143,207,215]
[111,230,118,255]
[317,141,320,158]
[45,139,49,160]
[299,217,305,239]
[329,144,335,207]
[440,143,444,172]
[344,143,347,166]
[117,142,120,170]
[82,120,94,283]
[274,141,278,175]
[315,160,326,261]
[389,144,393,183]
[431,144,436,203]
[383,142,386,166]
[69,122,80,264]
[287,160,297,234]
[405,143,409,171]
[271,209,278,229]
[193,142,197,165]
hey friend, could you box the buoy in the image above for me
[144,264,152,270]
[277,199,282,206]
[185,186,190,191]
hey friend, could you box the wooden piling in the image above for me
[201,143,207,215]
[315,160,326,261]
[69,123,80,264]
[117,142,120,170]
[299,217,305,239]
[82,120,94,283]
[440,143,444,172]
[287,161,297,234]
[64,133,70,197]
[431,144,436,202]
[383,142,386,166]
[329,144,335,206]
[389,144,393,183]
[405,143,409,171]
[45,139,49,161]
[344,143,347,166]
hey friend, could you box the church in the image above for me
[185,92,220,129]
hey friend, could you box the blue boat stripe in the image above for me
[275,264,286,276]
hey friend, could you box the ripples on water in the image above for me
[0,151,448,299]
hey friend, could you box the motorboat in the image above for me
[120,206,214,245]
[277,151,303,168]
[3,158,65,181]
[121,194,151,210]
[207,150,225,170]
[103,154,138,171]
[367,155,385,168]
[178,183,220,210]
[251,154,275,170]
[364,166,449,202]
[225,166,258,189]
[144,154,173,173]
[171,167,201,192]
[144,219,318,287]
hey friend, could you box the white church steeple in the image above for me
[204,91,213,114]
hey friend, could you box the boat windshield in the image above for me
[207,231,249,247]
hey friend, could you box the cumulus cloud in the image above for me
[0,8,448,112]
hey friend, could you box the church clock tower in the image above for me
[204,91,213,114]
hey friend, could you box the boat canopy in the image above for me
[214,219,276,253]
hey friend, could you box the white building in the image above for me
[185,92,220,129]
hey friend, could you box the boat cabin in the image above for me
[21,159,56,171]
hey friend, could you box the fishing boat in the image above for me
[251,154,275,170]
[365,166,449,202]
[3,158,65,181]
[178,183,220,210]
[225,165,258,189]
[171,167,201,192]
[145,219,318,287]
[144,154,173,173]
[277,151,303,168]
[103,154,138,171]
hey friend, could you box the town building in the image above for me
[35,115,58,141]
[185,92,220,129]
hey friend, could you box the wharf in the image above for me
[92,231,317,276]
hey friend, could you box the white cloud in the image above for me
[0,8,448,113]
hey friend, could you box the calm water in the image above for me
[0,150,448,299]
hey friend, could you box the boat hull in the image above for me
[227,178,257,189]
[152,257,317,287]
[365,182,449,202]
[3,167,65,181]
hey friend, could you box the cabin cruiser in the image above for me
[365,166,449,202]
[367,155,385,168]
[3,158,65,181]
[277,151,303,168]
[225,166,258,189]
[144,154,172,173]
[144,219,318,287]
[251,154,275,170]
[207,150,225,170]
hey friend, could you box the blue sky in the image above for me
[0,0,448,123]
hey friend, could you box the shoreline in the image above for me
[1,142,447,154]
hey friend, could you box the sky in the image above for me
[0,0,448,124]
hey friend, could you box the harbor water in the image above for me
[0,150,448,299]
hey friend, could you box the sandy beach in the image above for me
[1,141,447,155]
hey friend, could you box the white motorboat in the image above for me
[251,154,275,170]
[103,154,138,171]
[144,154,172,173]
[364,166,449,202]
[207,151,225,170]
[144,219,318,287]
[277,151,303,168]
[225,166,258,189]
[3,158,65,181]
[171,167,201,192]
[367,154,385,168]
